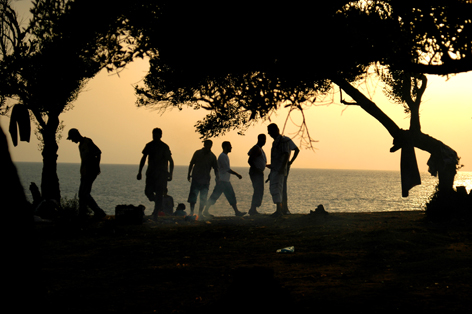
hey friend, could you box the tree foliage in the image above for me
[134,0,472,138]
[0,0,152,200]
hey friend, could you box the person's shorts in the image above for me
[207,181,237,206]
[269,171,284,203]
[187,181,210,204]
[145,174,168,201]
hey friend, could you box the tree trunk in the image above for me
[332,77,402,138]
[40,114,61,201]
[332,77,458,191]
[1,123,40,312]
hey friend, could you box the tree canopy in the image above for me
[0,0,150,200]
[133,0,472,138]
[2,0,471,201]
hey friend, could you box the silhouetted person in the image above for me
[282,136,300,214]
[203,141,246,217]
[248,134,267,216]
[67,128,106,219]
[266,124,290,217]
[173,203,187,216]
[137,128,174,219]
[187,139,219,216]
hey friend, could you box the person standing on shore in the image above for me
[137,128,174,219]
[67,128,106,220]
[266,123,290,217]
[282,137,300,214]
[203,141,246,217]
[247,134,267,216]
[187,139,219,216]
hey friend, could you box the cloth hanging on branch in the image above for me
[400,141,421,197]
[390,130,421,197]
[8,104,30,146]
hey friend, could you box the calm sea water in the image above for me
[13,162,472,216]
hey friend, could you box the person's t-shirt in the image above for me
[248,144,267,172]
[79,137,101,177]
[218,153,231,182]
[270,135,290,174]
[143,140,172,176]
[190,148,218,184]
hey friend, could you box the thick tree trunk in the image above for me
[40,114,61,201]
[1,123,40,312]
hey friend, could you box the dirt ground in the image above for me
[27,211,472,313]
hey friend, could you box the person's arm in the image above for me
[212,157,219,182]
[168,156,174,181]
[228,169,242,179]
[187,163,194,182]
[289,146,300,166]
[137,154,147,180]
[188,156,195,182]
[96,153,101,175]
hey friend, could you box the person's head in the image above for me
[222,141,232,153]
[203,139,213,151]
[67,128,82,143]
[257,134,266,147]
[267,123,280,139]
[152,128,162,141]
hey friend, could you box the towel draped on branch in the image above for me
[8,104,30,146]
[391,130,459,197]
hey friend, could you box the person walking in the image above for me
[247,134,267,216]
[137,128,174,219]
[187,139,219,216]
[67,128,106,220]
[203,141,246,217]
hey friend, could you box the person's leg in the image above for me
[282,174,290,214]
[148,174,167,219]
[153,182,166,217]
[187,181,198,215]
[79,175,105,218]
[203,182,223,217]
[223,182,246,216]
[269,172,284,217]
[145,177,156,202]
[272,202,284,217]
[85,175,106,218]
[249,172,264,215]
[78,176,93,217]
[87,195,106,218]
[189,203,196,215]
[198,184,209,215]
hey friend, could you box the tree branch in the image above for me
[407,58,472,75]
[331,76,401,138]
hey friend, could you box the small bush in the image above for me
[424,185,472,222]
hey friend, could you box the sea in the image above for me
[13,162,472,217]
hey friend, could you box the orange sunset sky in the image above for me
[2,1,471,173]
